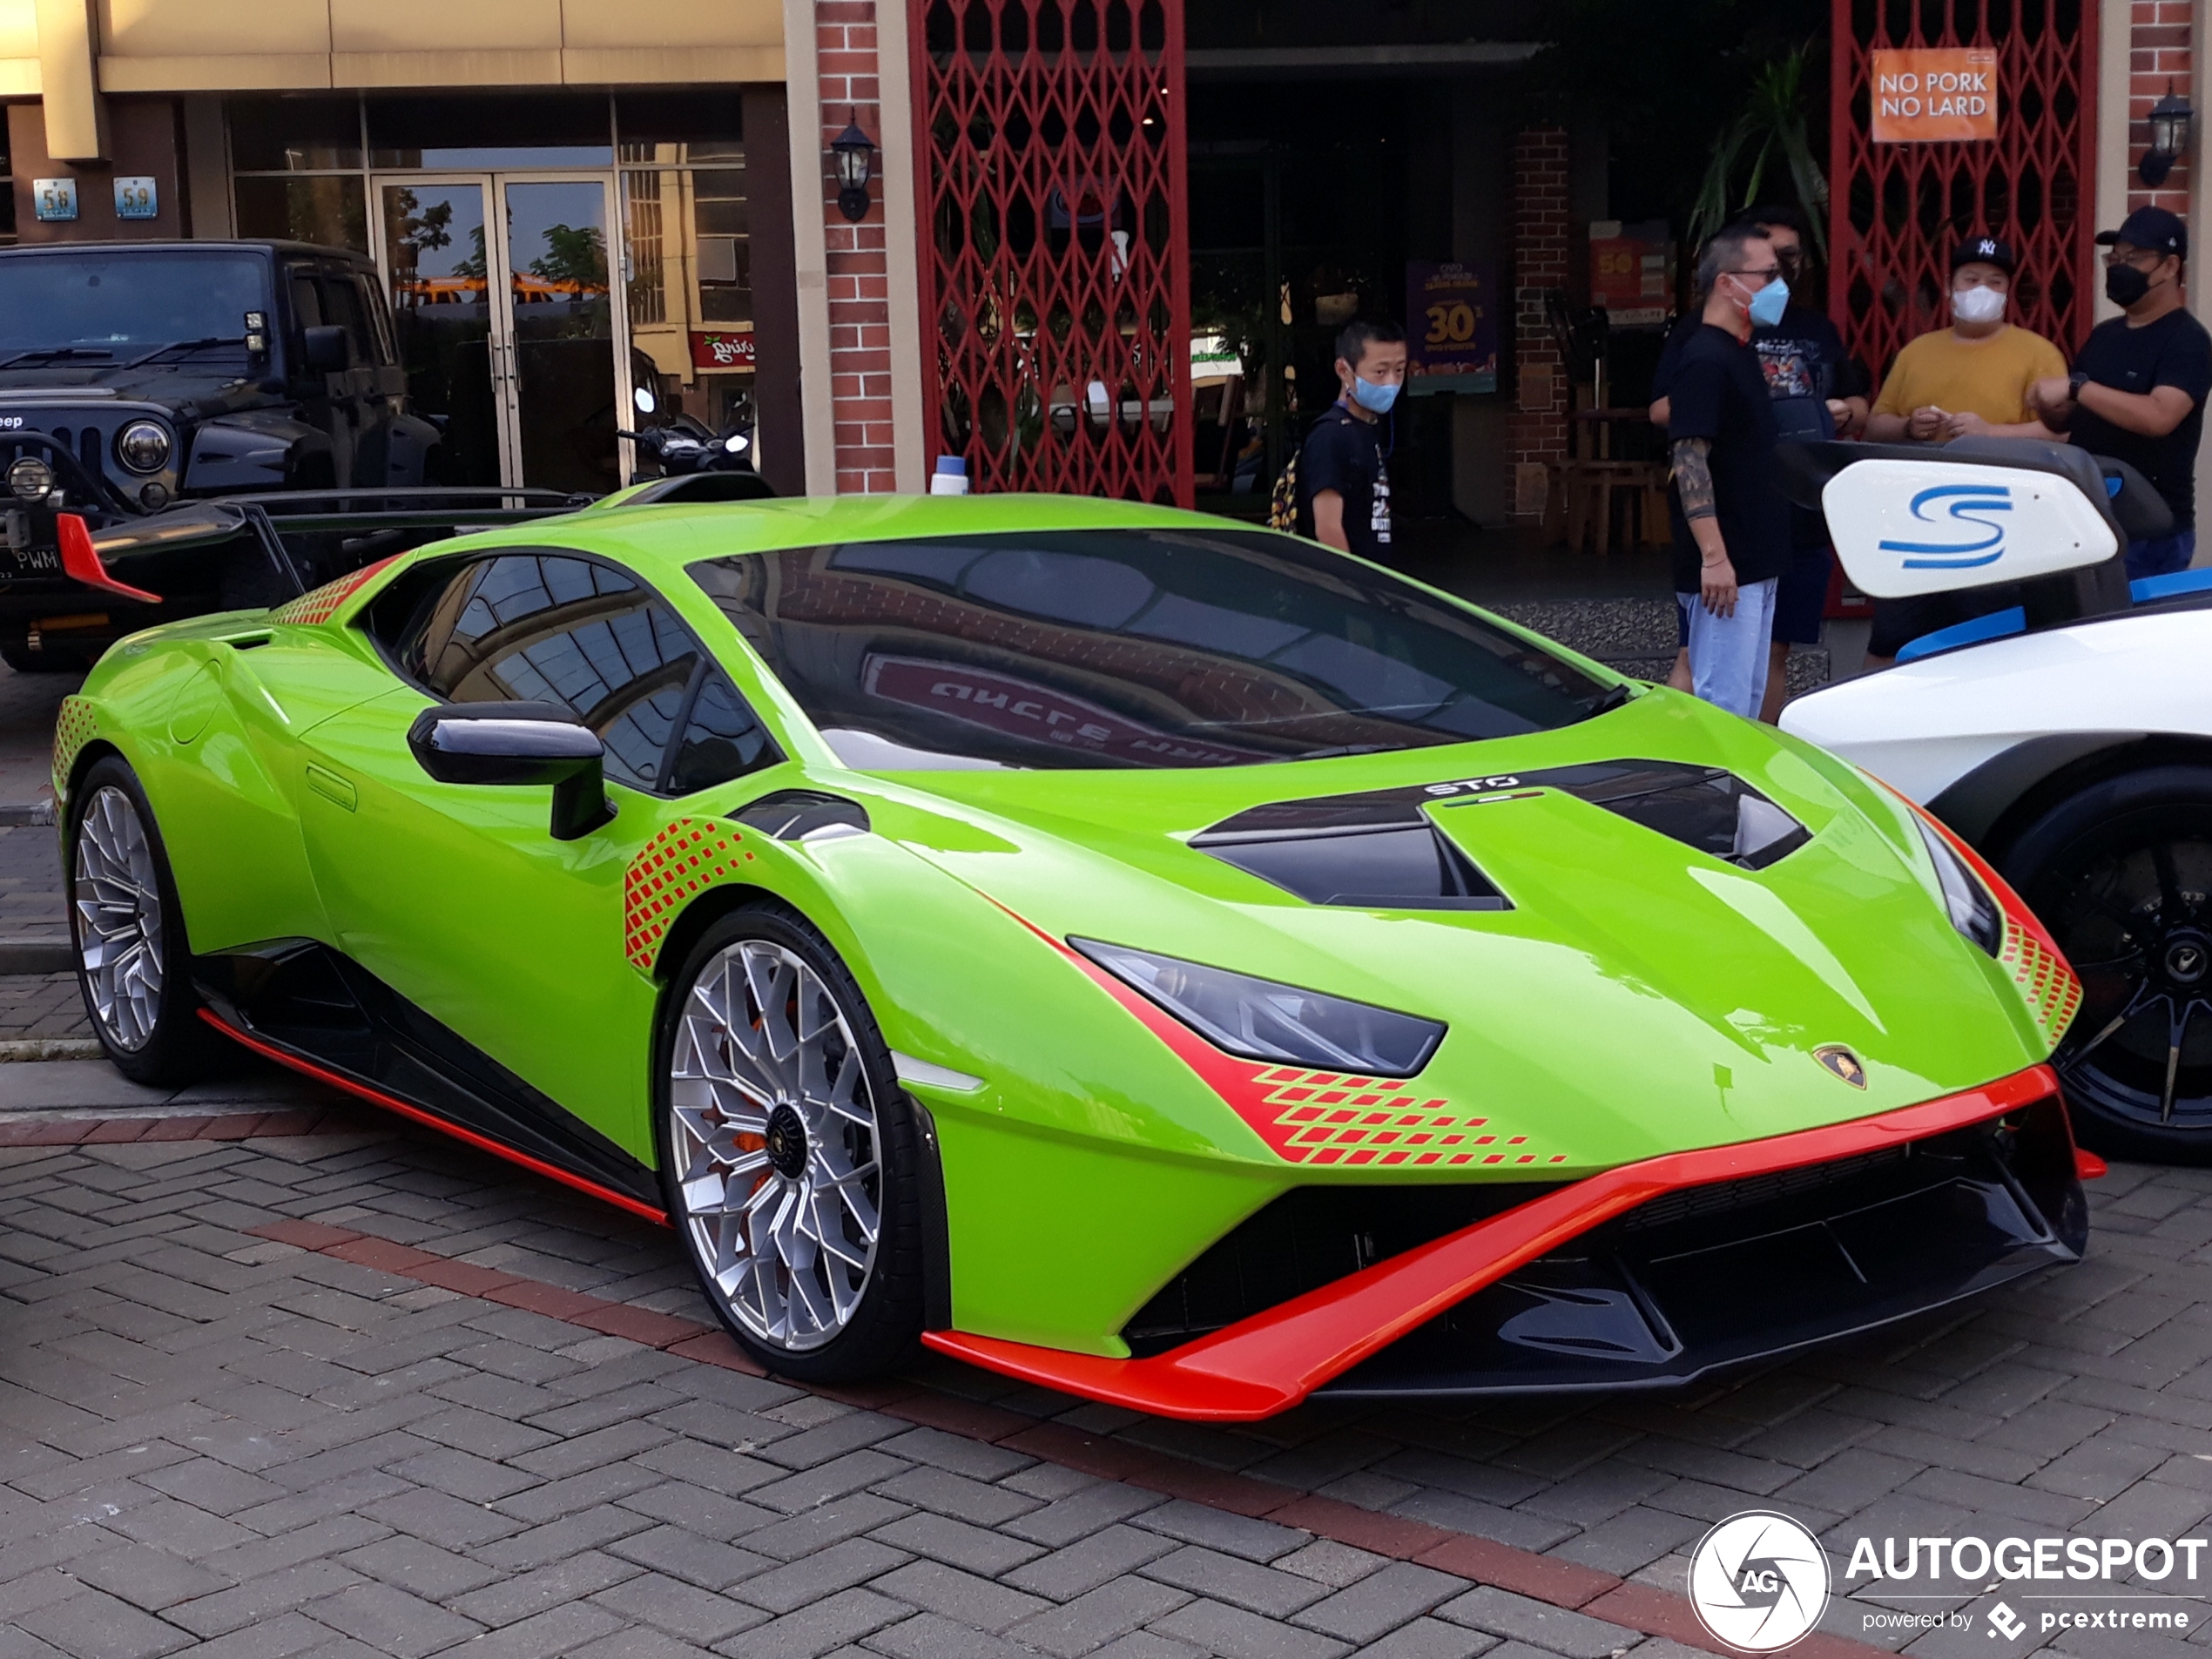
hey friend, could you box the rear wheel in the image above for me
[69,758,213,1085]
[2002,765,2212,1162]
[655,903,924,1381]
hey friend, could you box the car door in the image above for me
[294,549,780,1155]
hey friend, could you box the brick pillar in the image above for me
[2128,0,2193,219]
[1507,127,1570,521]
[815,0,895,493]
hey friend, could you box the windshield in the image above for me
[691,528,1615,771]
[0,252,266,358]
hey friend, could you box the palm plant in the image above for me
[1685,46,1829,258]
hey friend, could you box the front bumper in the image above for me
[924,1064,2084,1420]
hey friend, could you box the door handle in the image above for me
[307,764,357,812]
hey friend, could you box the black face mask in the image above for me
[2107,263,2154,307]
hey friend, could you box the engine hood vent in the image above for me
[1512,759,1808,870]
[1190,759,1808,905]
[1193,818,1508,912]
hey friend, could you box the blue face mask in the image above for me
[1746,273,1791,328]
[1350,375,1400,415]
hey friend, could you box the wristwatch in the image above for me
[2068,370,2091,401]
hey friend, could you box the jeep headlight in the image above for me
[115,421,171,475]
[1916,816,2001,957]
[1071,939,1446,1076]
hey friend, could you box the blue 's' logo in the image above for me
[1878,484,2012,569]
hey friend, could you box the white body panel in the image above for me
[1820,458,2116,597]
[1779,608,2212,803]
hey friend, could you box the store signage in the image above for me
[31,179,77,222]
[1871,48,1999,143]
[689,328,756,370]
[113,178,158,220]
[1589,220,1674,327]
[1405,261,1497,390]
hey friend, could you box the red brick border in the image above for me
[0,1107,363,1148]
[251,1217,1886,1659]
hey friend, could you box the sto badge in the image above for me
[1814,1045,1867,1088]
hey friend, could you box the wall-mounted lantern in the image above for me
[2141,82,2194,187]
[831,121,878,223]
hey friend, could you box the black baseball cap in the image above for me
[1950,234,2016,274]
[2096,206,2187,260]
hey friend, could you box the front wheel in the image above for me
[69,758,214,1085]
[655,903,924,1381]
[2002,765,2212,1163]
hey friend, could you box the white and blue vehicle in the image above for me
[1780,437,2212,1160]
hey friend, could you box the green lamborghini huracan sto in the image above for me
[53,490,2093,1420]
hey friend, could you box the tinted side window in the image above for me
[289,271,323,327]
[395,553,700,793]
[319,275,370,367]
[667,671,774,794]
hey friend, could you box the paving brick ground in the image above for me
[2,1092,2211,1659]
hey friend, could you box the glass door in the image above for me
[376,174,627,492]
[381,179,501,485]
[500,179,621,495]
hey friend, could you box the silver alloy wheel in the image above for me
[670,937,883,1352]
[74,785,165,1052]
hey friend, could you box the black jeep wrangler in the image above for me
[0,239,443,669]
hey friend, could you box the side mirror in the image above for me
[406,701,615,840]
[302,326,350,375]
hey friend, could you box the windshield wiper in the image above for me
[120,336,245,369]
[0,347,115,369]
[1580,683,1637,719]
[1293,743,1392,760]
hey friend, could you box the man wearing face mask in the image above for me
[2029,207,2212,579]
[1664,226,1795,718]
[1296,319,1406,561]
[1865,237,2067,445]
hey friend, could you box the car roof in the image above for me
[0,239,370,267]
[454,493,1257,579]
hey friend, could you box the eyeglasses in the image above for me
[2103,247,2166,268]
[1728,267,1784,285]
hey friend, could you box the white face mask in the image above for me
[1952,285,2007,324]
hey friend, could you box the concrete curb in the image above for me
[0,937,71,974]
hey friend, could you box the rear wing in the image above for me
[1777,438,2170,626]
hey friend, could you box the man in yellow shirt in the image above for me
[1865,236,2067,443]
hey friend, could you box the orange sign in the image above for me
[1871,49,1999,143]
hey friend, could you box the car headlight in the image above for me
[115,421,172,475]
[1071,938,1446,1076]
[1915,816,2000,957]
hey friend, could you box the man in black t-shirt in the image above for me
[1665,225,1796,718]
[1295,319,1406,562]
[1651,205,1869,718]
[2030,206,2212,578]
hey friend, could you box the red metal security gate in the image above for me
[1830,0,2100,379]
[911,0,1190,503]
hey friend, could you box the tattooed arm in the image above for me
[1671,436,1738,618]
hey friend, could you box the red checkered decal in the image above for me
[52,696,97,797]
[2001,914,2082,1049]
[1233,1066,1559,1168]
[270,556,399,626]
[624,819,755,971]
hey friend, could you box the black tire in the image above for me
[0,638,91,673]
[2000,764,2212,1163]
[653,901,924,1382]
[66,757,216,1086]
